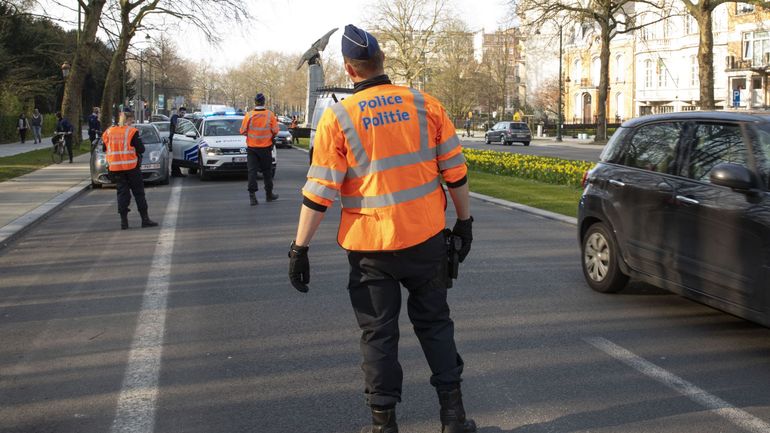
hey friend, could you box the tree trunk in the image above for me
[100,33,131,128]
[696,8,715,109]
[61,0,106,138]
[595,24,611,142]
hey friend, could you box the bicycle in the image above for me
[51,132,68,164]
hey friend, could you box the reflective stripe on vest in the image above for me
[321,89,460,209]
[247,111,274,145]
[105,127,138,171]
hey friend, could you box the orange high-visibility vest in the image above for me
[102,126,139,172]
[240,109,279,148]
[303,84,468,251]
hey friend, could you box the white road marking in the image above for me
[586,337,770,433]
[110,181,181,433]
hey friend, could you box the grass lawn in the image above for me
[468,169,583,217]
[0,142,90,182]
[293,137,309,149]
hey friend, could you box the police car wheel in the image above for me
[199,157,211,181]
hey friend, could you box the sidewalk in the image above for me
[1,127,90,157]
[0,153,91,248]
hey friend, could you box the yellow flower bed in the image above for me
[463,148,595,187]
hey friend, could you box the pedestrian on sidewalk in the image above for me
[30,109,42,144]
[240,93,279,205]
[288,24,476,433]
[17,113,29,144]
[55,112,74,163]
[102,110,158,230]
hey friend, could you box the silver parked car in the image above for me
[90,123,171,187]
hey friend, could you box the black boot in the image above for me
[438,387,476,433]
[139,210,158,228]
[266,188,279,202]
[120,213,129,230]
[362,407,398,433]
[249,192,258,206]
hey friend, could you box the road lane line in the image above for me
[585,337,770,433]
[110,181,181,433]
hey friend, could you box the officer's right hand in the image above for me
[288,241,310,293]
[452,216,473,262]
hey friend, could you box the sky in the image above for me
[44,0,512,69]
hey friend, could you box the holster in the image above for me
[443,229,461,288]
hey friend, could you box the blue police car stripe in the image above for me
[341,176,440,209]
[184,145,199,161]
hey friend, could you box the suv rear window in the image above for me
[621,122,681,174]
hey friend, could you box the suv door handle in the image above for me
[676,195,699,205]
[609,179,626,187]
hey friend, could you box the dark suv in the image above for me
[579,111,770,326]
[484,121,531,146]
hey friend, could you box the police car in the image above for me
[192,113,277,181]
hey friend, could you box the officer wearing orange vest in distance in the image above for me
[240,93,280,205]
[288,24,476,433]
[101,110,158,230]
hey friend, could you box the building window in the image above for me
[691,56,698,87]
[662,19,670,40]
[737,3,755,14]
[639,106,652,116]
[573,59,581,82]
[615,55,624,82]
[684,16,695,35]
[592,57,600,87]
[645,60,653,88]
[657,59,667,87]
[743,31,770,65]
[615,92,624,119]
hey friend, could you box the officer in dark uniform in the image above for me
[102,110,158,230]
[289,24,476,433]
[169,107,187,177]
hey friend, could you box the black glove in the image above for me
[288,241,310,293]
[452,216,473,262]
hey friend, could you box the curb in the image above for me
[0,179,92,251]
[468,191,578,226]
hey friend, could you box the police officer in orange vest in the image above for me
[240,93,280,205]
[102,110,158,230]
[289,25,475,433]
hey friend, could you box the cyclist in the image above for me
[55,112,74,163]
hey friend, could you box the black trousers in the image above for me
[110,167,147,217]
[246,146,273,193]
[18,129,26,143]
[347,231,464,407]
[64,135,73,162]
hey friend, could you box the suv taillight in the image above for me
[581,170,590,188]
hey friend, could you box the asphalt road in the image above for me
[461,138,604,162]
[2,148,770,433]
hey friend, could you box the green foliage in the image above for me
[0,145,88,182]
[464,148,594,187]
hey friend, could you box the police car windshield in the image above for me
[204,119,241,137]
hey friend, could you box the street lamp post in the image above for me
[556,24,563,142]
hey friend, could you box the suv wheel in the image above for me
[581,222,628,293]
[485,134,490,144]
